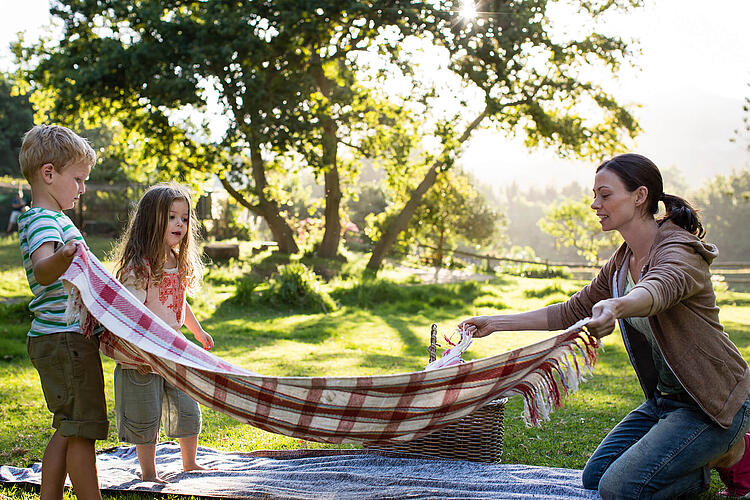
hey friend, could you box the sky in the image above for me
[1,0,749,191]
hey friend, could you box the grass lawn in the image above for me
[1,233,749,499]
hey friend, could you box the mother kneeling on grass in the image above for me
[460,153,750,499]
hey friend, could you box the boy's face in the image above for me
[47,160,91,211]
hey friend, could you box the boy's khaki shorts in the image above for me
[114,364,201,445]
[27,332,108,440]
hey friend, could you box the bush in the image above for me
[251,252,293,280]
[0,300,32,323]
[331,278,485,312]
[524,281,575,298]
[332,278,408,308]
[232,274,262,306]
[473,296,508,310]
[205,260,251,285]
[260,263,337,313]
[499,263,571,279]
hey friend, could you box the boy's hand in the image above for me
[196,330,214,350]
[30,240,80,286]
[61,240,79,258]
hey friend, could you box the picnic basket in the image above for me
[365,324,507,463]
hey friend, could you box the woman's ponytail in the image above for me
[659,193,705,239]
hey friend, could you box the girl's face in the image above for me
[591,168,644,232]
[165,199,190,250]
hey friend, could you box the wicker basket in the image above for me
[366,324,506,463]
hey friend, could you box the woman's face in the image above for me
[591,168,643,232]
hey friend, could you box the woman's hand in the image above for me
[457,316,497,338]
[587,299,619,338]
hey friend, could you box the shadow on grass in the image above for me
[204,280,490,358]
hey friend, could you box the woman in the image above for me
[460,153,750,499]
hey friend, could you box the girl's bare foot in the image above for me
[183,462,213,472]
[139,472,169,483]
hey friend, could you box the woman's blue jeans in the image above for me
[582,394,750,500]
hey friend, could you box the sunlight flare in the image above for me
[459,1,478,19]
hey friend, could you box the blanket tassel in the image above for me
[518,331,597,427]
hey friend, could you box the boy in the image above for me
[17,124,107,500]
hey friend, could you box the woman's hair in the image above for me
[113,182,203,294]
[596,153,705,238]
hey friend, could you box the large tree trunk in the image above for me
[220,147,299,254]
[366,108,489,271]
[317,119,342,259]
[312,54,342,260]
[367,164,440,270]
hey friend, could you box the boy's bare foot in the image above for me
[138,472,169,483]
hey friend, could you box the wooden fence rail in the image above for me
[416,244,750,275]
[416,244,599,271]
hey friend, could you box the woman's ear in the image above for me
[634,186,649,207]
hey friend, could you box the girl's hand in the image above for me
[197,330,214,350]
[457,316,497,338]
[587,299,618,338]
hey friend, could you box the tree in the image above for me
[731,82,750,153]
[21,0,641,266]
[364,0,643,269]
[409,169,500,267]
[19,0,431,256]
[538,196,621,265]
[0,73,34,176]
[693,169,750,262]
[345,181,388,246]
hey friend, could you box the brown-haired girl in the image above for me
[112,181,213,482]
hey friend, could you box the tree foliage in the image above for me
[538,196,621,265]
[20,0,432,256]
[731,82,750,153]
[0,74,34,176]
[19,0,642,268]
[364,0,643,269]
[694,169,750,262]
[405,169,500,267]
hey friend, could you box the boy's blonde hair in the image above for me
[19,124,97,183]
[113,182,204,296]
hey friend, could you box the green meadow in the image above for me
[1,234,749,499]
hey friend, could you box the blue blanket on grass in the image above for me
[1,442,601,499]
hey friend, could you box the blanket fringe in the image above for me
[518,331,598,427]
[63,281,97,338]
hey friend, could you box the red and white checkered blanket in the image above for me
[62,245,597,444]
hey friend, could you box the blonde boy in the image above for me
[17,124,106,500]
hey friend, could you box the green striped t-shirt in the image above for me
[17,207,85,337]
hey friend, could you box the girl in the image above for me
[112,182,214,483]
[460,153,750,498]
